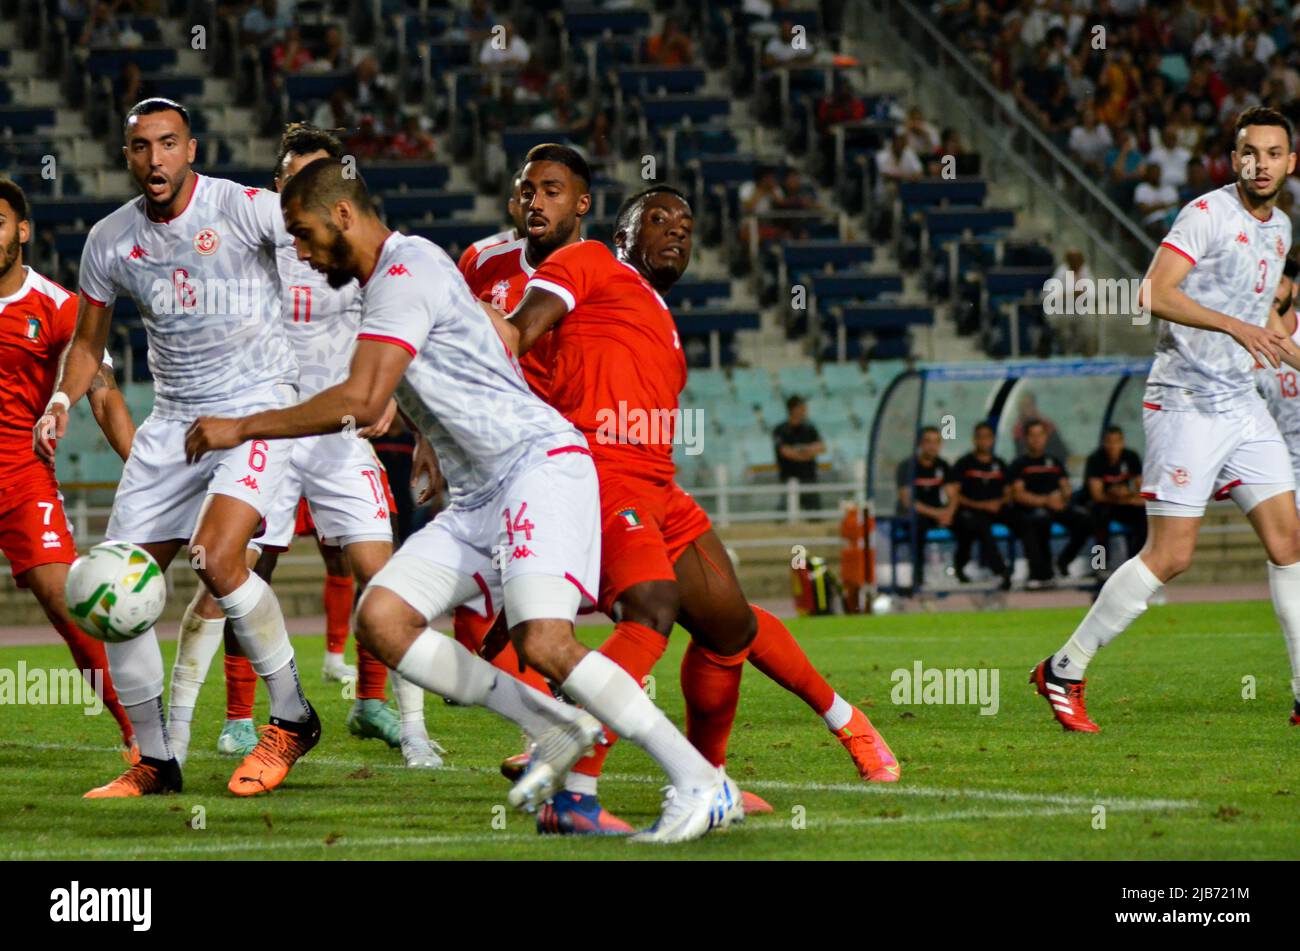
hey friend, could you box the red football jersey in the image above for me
[0,267,79,492]
[460,235,556,402]
[525,240,687,483]
[457,228,514,276]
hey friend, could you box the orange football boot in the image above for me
[228,704,321,796]
[834,706,901,782]
[85,756,182,798]
[122,738,141,766]
[741,790,773,814]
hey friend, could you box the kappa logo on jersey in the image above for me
[387,264,410,277]
[193,228,220,256]
[511,545,535,560]
[238,475,260,492]
[1172,467,1190,486]
[375,506,388,520]
[1236,231,1249,244]
[243,188,260,200]
[1195,199,1209,211]
[127,244,149,260]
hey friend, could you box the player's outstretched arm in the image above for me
[87,362,135,461]
[1142,247,1289,367]
[184,339,412,462]
[500,286,569,357]
[34,296,112,465]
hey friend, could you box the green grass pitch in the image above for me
[0,600,1296,859]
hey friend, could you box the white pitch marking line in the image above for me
[0,739,1200,812]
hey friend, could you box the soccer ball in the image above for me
[870,593,895,616]
[65,542,166,643]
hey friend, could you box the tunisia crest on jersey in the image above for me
[193,228,220,255]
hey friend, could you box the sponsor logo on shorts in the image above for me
[41,530,61,549]
[193,228,220,255]
[1171,467,1190,486]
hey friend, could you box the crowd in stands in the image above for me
[895,418,1146,594]
[936,0,1300,237]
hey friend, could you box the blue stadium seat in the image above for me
[812,273,903,307]
[781,241,874,275]
[284,71,352,103]
[84,47,177,77]
[0,107,56,134]
[566,8,652,38]
[406,221,499,257]
[667,279,730,308]
[638,97,731,124]
[897,178,988,213]
[363,163,451,192]
[616,67,705,96]
[379,190,476,222]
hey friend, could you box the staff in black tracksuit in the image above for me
[1009,418,1090,588]
[1083,425,1147,568]
[952,420,1019,590]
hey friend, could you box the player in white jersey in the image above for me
[34,99,320,798]
[1031,107,1300,731]
[165,124,443,770]
[186,158,742,841]
[1257,266,1300,511]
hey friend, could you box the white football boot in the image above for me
[631,769,745,844]
[400,734,445,769]
[507,712,603,811]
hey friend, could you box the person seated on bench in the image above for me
[952,420,1019,590]
[895,425,958,594]
[1010,418,1090,589]
[1083,424,1147,573]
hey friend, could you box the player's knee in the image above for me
[616,581,679,636]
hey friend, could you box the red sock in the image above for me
[680,641,748,767]
[452,605,495,652]
[571,621,669,778]
[746,604,835,716]
[489,640,555,696]
[323,574,354,655]
[356,643,388,701]
[54,619,133,745]
[224,628,257,720]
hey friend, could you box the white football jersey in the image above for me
[275,245,362,397]
[1257,313,1300,434]
[1146,183,1292,412]
[79,174,298,418]
[356,231,583,508]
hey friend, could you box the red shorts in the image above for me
[0,481,77,584]
[597,474,713,614]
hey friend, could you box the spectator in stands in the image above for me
[114,61,152,118]
[778,168,822,213]
[740,165,786,247]
[874,133,923,201]
[1179,157,1211,203]
[1192,16,1234,71]
[1062,53,1095,105]
[927,128,974,177]
[345,115,387,160]
[763,20,816,67]
[1168,99,1205,155]
[899,106,939,155]
[1083,424,1146,573]
[1009,419,1090,588]
[479,18,530,68]
[1046,248,1091,352]
[1217,77,1260,123]
[645,16,694,66]
[532,80,582,130]
[1068,104,1114,175]
[1095,47,1141,127]
[1015,44,1061,125]
[79,1,120,46]
[951,421,1016,590]
[312,87,354,133]
[350,55,396,115]
[1146,125,1192,189]
[895,426,958,595]
[270,25,314,76]
[241,0,289,48]
[317,25,354,71]
[815,73,866,134]
[387,113,436,160]
[773,396,826,514]
[456,0,495,45]
[1134,163,1179,237]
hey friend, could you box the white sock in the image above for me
[1267,560,1300,702]
[561,651,715,790]
[389,669,429,740]
[169,705,194,766]
[563,771,598,796]
[169,606,225,712]
[1054,555,1162,680]
[396,630,579,737]
[215,573,309,722]
[125,697,172,761]
[821,693,853,731]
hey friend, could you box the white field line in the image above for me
[0,802,1189,859]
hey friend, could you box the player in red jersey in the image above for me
[492,177,901,834]
[455,171,524,276]
[0,180,138,759]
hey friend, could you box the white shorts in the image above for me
[254,432,394,551]
[1141,399,1295,514]
[370,447,600,624]
[106,406,293,544]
